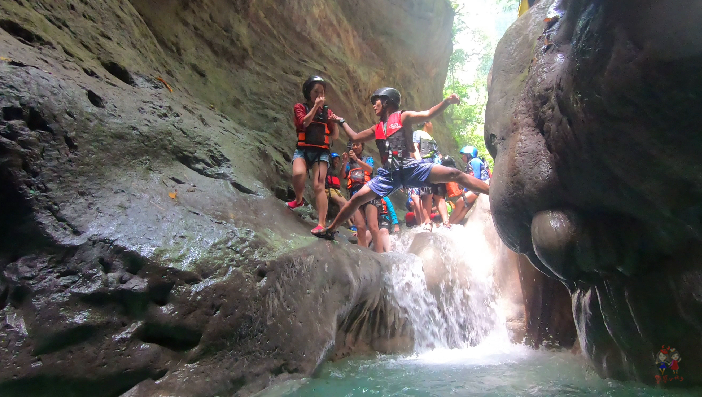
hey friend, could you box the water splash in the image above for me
[386,203,510,352]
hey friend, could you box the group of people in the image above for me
[404,121,492,231]
[287,75,490,245]
[405,143,491,230]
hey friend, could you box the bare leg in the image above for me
[327,186,379,231]
[463,192,479,213]
[310,161,329,229]
[379,228,390,252]
[364,204,381,253]
[452,192,478,224]
[291,157,307,203]
[354,209,368,247]
[427,165,489,194]
[420,193,432,227]
[449,197,465,224]
[410,193,423,224]
[435,195,449,225]
[331,194,354,229]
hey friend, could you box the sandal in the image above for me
[287,199,304,210]
[311,225,325,233]
[421,223,433,232]
[311,227,337,240]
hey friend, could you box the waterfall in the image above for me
[385,196,512,352]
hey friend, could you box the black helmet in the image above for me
[303,76,326,100]
[441,156,457,168]
[370,87,401,107]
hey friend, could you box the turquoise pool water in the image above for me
[275,344,698,397]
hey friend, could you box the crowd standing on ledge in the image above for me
[288,75,491,249]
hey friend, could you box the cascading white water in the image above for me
[384,198,511,352]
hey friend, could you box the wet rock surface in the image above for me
[487,0,702,386]
[0,0,452,395]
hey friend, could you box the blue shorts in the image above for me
[292,148,330,166]
[366,159,434,198]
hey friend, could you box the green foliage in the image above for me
[443,0,519,168]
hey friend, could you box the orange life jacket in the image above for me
[378,198,388,215]
[446,182,462,198]
[347,161,371,190]
[297,104,330,150]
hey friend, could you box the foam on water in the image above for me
[274,207,702,397]
[386,215,510,352]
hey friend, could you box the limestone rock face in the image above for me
[487,0,702,386]
[0,0,452,395]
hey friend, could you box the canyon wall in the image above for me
[487,0,702,386]
[0,0,453,395]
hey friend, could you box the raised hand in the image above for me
[342,152,349,162]
[445,93,460,105]
[315,95,325,108]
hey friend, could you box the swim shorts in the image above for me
[420,183,446,197]
[292,148,330,166]
[366,159,434,198]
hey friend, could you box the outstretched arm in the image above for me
[329,114,375,142]
[330,120,340,141]
[384,197,399,225]
[402,94,460,125]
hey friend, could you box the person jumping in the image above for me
[314,87,489,239]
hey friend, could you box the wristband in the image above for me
[338,118,346,125]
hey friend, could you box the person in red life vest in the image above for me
[312,87,489,239]
[342,142,380,249]
[289,76,341,234]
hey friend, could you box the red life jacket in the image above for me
[374,111,410,162]
[347,160,371,190]
[326,174,341,189]
[297,104,330,150]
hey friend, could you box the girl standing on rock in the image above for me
[289,76,341,234]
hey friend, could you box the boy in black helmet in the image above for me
[290,76,340,234]
[313,88,489,239]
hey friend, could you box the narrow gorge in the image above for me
[0,0,700,396]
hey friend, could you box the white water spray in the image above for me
[385,197,513,352]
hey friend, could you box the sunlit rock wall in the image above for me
[0,0,453,396]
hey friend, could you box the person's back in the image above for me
[469,157,489,181]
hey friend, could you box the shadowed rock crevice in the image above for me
[137,322,203,352]
[101,61,135,86]
[0,20,47,45]
[0,370,157,397]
